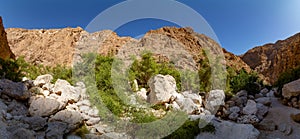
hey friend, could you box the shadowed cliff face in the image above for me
[241,33,300,84]
[0,17,15,60]
[6,26,250,73]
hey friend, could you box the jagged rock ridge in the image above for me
[6,26,251,73]
[241,33,300,84]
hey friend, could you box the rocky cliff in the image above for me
[147,27,251,72]
[0,17,15,60]
[6,28,134,67]
[241,33,300,84]
[6,26,250,72]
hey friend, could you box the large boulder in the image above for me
[0,79,30,100]
[180,98,199,114]
[197,119,260,139]
[53,79,81,104]
[46,122,68,139]
[255,97,271,106]
[0,17,15,60]
[147,74,177,105]
[282,79,300,99]
[34,74,53,87]
[49,109,83,131]
[21,116,47,131]
[29,97,62,117]
[242,100,258,115]
[9,128,35,139]
[182,91,202,105]
[7,100,28,116]
[204,90,225,113]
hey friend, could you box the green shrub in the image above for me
[0,58,24,81]
[199,123,215,133]
[0,57,72,83]
[230,69,260,94]
[275,66,300,93]
[163,119,202,139]
[74,124,89,137]
[131,111,157,123]
[128,52,181,90]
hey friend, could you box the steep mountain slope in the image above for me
[241,33,300,84]
[6,26,251,73]
[141,27,251,72]
[6,28,134,67]
[0,17,15,60]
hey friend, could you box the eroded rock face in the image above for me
[241,33,300,84]
[0,17,14,60]
[6,27,134,67]
[6,26,251,76]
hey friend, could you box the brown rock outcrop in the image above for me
[6,26,251,74]
[6,28,134,67]
[0,17,15,60]
[241,33,300,84]
[147,27,251,72]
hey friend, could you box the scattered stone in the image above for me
[255,93,263,99]
[226,101,235,108]
[256,103,268,120]
[282,79,300,99]
[260,88,269,96]
[290,113,300,123]
[9,128,35,139]
[266,90,275,97]
[49,109,83,131]
[53,79,81,104]
[0,79,30,100]
[197,119,260,139]
[86,117,101,126]
[242,100,258,115]
[180,98,199,114]
[237,115,260,124]
[182,91,202,105]
[255,97,271,106]
[147,74,176,104]
[228,112,239,121]
[46,122,68,139]
[205,90,225,113]
[34,74,53,87]
[7,100,28,116]
[236,90,248,97]
[136,88,147,101]
[256,119,276,131]
[29,97,62,117]
[235,96,248,107]
[21,116,47,131]
[229,106,240,114]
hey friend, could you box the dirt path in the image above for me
[259,97,300,139]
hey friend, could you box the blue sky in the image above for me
[1,0,300,54]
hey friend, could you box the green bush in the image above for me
[164,120,200,139]
[275,66,300,94]
[229,69,261,94]
[74,124,89,137]
[128,52,181,90]
[0,57,72,83]
[0,58,24,81]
